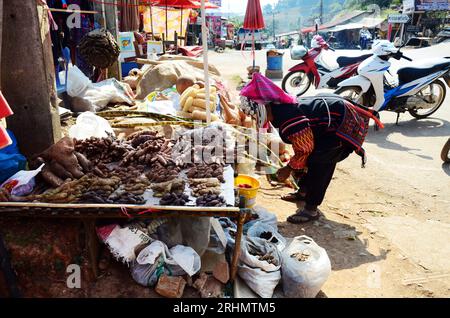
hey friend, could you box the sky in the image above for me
[219,0,279,14]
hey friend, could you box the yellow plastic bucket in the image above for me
[234,174,260,208]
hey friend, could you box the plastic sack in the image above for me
[130,257,163,287]
[0,164,44,196]
[238,237,281,298]
[65,65,92,97]
[244,206,278,233]
[247,221,286,252]
[137,240,201,277]
[0,130,27,184]
[206,218,227,254]
[69,112,115,140]
[281,235,331,298]
[218,217,239,249]
[97,224,152,264]
[66,65,134,112]
[290,45,307,60]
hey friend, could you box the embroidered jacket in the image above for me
[270,96,377,169]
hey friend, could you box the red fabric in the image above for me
[240,72,296,105]
[152,0,218,9]
[243,0,265,30]
[0,91,13,118]
[287,127,315,170]
[178,46,203,57]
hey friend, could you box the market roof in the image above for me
[326,17,386,32]
[301,10,367,33]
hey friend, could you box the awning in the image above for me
[326,17,385,32]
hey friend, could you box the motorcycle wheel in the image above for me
[441,138,450,163]
[334,86,366,105]
[282,71,311,97]
[408,80,446,119]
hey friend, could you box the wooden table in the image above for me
[0,202,251,289]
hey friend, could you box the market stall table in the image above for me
[0,202,251,282]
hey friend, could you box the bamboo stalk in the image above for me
[0,201,240,212]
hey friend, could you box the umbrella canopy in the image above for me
[152,0,218,9]
[243,0,265,30]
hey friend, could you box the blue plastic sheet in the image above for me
[0,130,27,184]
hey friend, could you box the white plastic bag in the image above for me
[281,235,331,298]
[0,164,44,196]
[244,206,278,233]
[206,218,227,254]
[130,257,162,287]
[238,237,281,298]
[98,224,152,263]
[66,65,134,112]
[247,221,286,252]
[65,65,92,97]
[69,112,115,140]
[137,240,201,277]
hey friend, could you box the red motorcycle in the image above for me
[282,35,372,97]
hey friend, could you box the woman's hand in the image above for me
[276,165,293,182]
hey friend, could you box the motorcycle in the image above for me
[282,35,372,97]
[335,40,450,121]
[442,138,450,163]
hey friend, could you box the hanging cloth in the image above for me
[120,0,140,31]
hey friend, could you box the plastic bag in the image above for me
[130,257,163,287]
[206,218,227,254]
[65,65,92,97]
[0,164,44,196]
[247,221,286,252]
[281,236,331,298]
[218,217,239,249]
[238,237,281,298]
[97,224,152,264]
[137,240,201,277]
[69,112,115,140]
[244,206,278,233]
[66,65,134,112]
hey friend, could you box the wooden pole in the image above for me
[1,1,61,157]
[150,4,154,37]
[201,0,211,124]
[165,0,168,40]
[180,7,183,46]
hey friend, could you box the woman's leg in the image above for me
[287,162,336,223]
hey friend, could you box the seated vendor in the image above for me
[240,73,383,224]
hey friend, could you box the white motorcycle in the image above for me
[335,40,450,122]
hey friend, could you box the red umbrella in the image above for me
[152,0,219,41]
[243,0,265,69]
[243,0,265,30]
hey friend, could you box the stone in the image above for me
[155,275,186,298]
[184,275,194,287]
[200,250,226,273]
[193,272,209,291]
[200,276,224,298]
[212,261,230,284]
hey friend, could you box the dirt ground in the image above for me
[209,43,450,298]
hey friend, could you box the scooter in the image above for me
[282,35,372,97]
[335,40,450,122]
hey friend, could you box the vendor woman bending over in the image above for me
[240,73,383,224]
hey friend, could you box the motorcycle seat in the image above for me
[397,60,450,84]
[336,54,372,67]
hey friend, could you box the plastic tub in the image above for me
[267,55,283,70]
[234,174,261,208]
